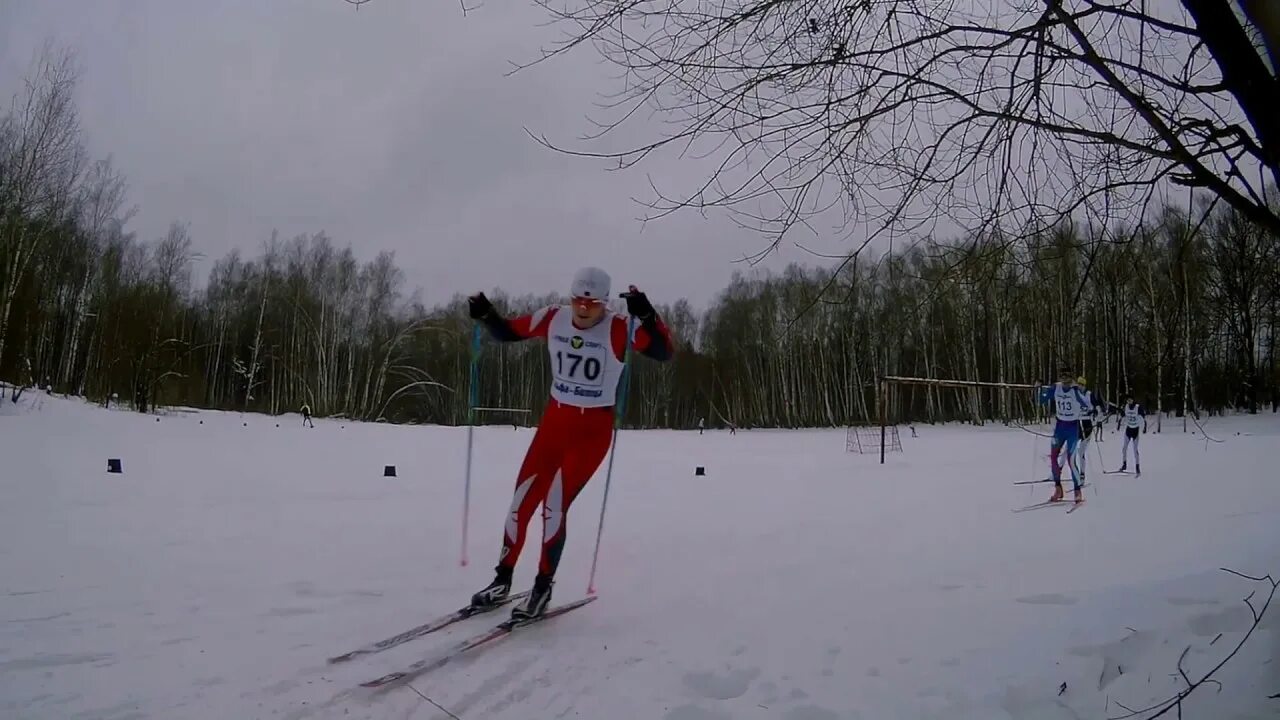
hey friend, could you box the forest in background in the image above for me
[3,46,1278,431]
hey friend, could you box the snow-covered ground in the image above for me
[2,393,1278,720]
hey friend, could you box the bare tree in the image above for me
[513,0,1279,272]
[0,42,85,371]
[57,158,135,388]
[239,232,276,411]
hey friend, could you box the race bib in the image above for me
[1053,386,1079,421]
[545,308,625,408]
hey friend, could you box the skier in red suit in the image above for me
[467,266,673,620]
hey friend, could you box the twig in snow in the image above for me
[1189,414,1224,444]
[1106,568,1278,720]
[406,682,462,720]
[1176,646,1192,688]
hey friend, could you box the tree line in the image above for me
[3,45,1277,430]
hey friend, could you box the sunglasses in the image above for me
[571,296,604,308]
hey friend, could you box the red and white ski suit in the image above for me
[481,304,672,576]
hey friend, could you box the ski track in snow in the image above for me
[2,394,1279,719]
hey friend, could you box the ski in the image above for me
[1066,501,1086,513]
[1014,499,1085,513]
[1013,478,1095,486]
[327,591,530,664]
[1013,483,1090,513]
[1014,499,1069,512]
[359,595,598,689]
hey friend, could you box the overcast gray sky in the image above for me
[0,0,850,310]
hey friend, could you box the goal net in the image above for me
[846,425,902,455]
[873,375,1042,463]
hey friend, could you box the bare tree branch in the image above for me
[1107,568,1278,720]
[501,0,1280,292]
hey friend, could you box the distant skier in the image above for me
[698,417,706,435]
[466,267,673,620]
[1073,376,1102,482]
[1093,396,1115,442]
[1038,368,1092,504]
[1117,393,1147,475]
[301,403,314,428]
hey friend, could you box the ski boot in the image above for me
[1073,486,1084,504]
[1135,463,1141,477]
[1048,483,1064,503]
[510,573,553,622]
[1119,462,1127,473]
[470,565,513,610]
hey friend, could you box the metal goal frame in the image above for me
[875,375,1041,464]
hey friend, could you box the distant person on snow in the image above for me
[301,403,314,428]
[1117,393,1147,475]
[466,267,673,620]
[698,417,706,435]
[1038,368,1092,504]
[1072,376,1103,482]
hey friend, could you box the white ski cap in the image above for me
[571,266,611,300]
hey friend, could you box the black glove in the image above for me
[468,292,494,320]
[622,285,655,320]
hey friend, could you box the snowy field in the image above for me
[2,393,1279,720]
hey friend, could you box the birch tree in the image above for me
[0,43,84,372]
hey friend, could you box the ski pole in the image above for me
[460,323,482,567]
[586,312,637,595]
[1091,430,1105,496]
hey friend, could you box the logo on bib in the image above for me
[571,336,584,349]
